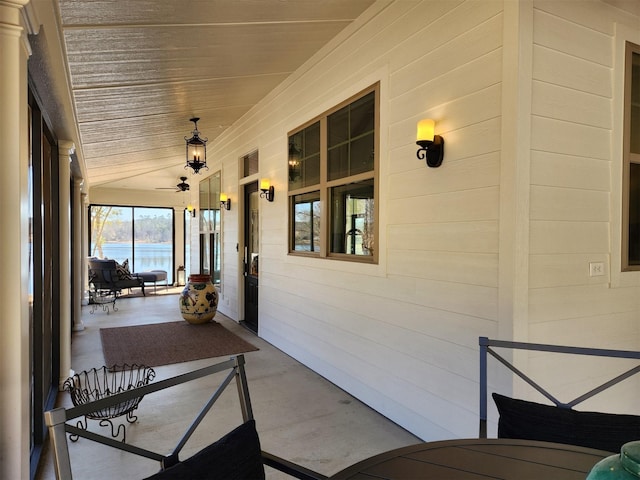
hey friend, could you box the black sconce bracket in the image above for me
[416,135,444,168]
[260,186,275,202]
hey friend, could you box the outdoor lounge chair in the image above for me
[88,258,145,312]
[479,336,640,453]
[44,354,327,480]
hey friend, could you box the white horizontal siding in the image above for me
[533,8,613,67]
[528,0,638,354]
[207,0,640,442]
[535,0,615,36]
[390,187,500,224]
[390,8,503,97]
[531,116,611,160]
[530,151,610,191]
[533,46,611,97]
[259,293,481,438]
[387,221,499,253]
[532,81,612,129]
[530,186,610,221]
[529,284,637,323]
[530,221,610,254]
[388,251,498,287]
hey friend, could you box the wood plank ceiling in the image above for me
[57,0,375,190]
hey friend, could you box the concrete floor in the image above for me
[36,291,420,479]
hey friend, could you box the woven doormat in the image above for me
[100,320,258,368]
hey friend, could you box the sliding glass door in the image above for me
[29,94,60,476]
[90,206,175,283]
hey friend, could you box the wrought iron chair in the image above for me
[88,259,146,313]
[45,355,328,480]
[479,336,640,452]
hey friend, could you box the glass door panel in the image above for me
[133,207,173,278]
[199,172,221,286]
[244,182,259,332]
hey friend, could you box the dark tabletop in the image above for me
[329,438,610,479]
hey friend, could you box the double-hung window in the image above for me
[623,42,640,269]
[288,84,378,263]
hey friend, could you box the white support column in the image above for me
[498,1,534,403]
[72,178,85,331]
[498,0,533,343]
[58,141,74,383]
[0,2,32,478]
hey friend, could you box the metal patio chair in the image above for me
[45,355,327,480]
[479,336,640,452]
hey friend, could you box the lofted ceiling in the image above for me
[55,0,375,191]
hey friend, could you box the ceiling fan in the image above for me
[157,176,190,192]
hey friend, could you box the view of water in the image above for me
[94,242,179,282]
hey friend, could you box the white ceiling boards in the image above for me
[56,0,375,190]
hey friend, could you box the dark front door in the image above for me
[243,182,259,332]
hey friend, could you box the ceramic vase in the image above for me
[587,441,640,479]
[179,274,219,324]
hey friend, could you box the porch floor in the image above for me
[36,292,419,479]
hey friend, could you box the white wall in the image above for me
[526,1,640,414]
[209,0,507,440]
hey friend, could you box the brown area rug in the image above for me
[100,320,258,368]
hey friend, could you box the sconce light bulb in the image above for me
[417,119,435,143]
[416,118,444,168]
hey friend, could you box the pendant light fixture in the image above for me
[185,117,208,174]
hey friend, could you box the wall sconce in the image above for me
[185,117,209,174]
[259,179,275,202]
[220,193,231,210]
[187,204,197,217]
[416,119,444,168]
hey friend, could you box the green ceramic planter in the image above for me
[587,442,640,479]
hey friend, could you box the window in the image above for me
[89,205,175,283]
[199,171,222,285]
[243,150,259,178]
[292,192,320,252]
[623,42,640,269]
[288,84,378,262]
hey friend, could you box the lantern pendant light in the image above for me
[185,117,208,174]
